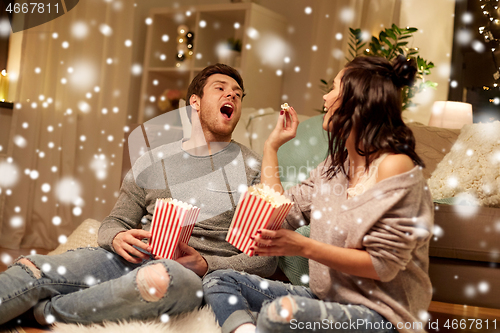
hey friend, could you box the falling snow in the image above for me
[339,8,355,23]
[55,178,82,204]
[13,135,27,148]
[52,216,62,226]
[71,21,89,39]
[0,162,19,187]
[1,253,13,265]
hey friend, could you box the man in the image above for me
[0,64,277,325]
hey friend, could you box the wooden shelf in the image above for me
[429,301,500,320]
[0,101,13,109]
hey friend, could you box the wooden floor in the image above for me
[1,247,500,332]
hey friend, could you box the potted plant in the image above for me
[320,24,436,112]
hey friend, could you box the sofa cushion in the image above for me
[48,219,100,255]
[277,115,328,189]
[406,122,460,179]
[278,225,310,286]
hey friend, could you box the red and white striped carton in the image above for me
[226,184,293,256]
[149,198,200,260]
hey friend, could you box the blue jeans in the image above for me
[203,270,397,333]
[0,247,202,325]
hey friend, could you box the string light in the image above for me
[477,0,500,91]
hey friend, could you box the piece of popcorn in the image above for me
[281,103,290,112]
[247,183,291,207]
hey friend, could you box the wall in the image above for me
[400,0,456,124]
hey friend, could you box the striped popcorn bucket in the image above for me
[149,198,200,260]
[226,190,293,256]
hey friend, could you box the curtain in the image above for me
[0,0,134,249]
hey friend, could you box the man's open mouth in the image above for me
[220,103,234,119]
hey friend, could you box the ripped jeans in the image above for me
[0,247,202,325]
[203,270,397,333]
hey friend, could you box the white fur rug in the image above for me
[50,306,221,333]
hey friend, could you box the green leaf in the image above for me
[356,42,367,51]
[392,23,401,34]
[385,29,397,40]
[380,36,393,48]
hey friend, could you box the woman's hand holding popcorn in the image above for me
[265,104,299,152]
[250,228,310,257]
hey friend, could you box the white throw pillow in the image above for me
[428,121,500,207]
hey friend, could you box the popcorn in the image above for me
[281,103,290,112]
[149,198,200,259]
[226,184,294,256]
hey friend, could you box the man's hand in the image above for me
[175,242,208,277]
[112,229,152,263]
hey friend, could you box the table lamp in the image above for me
[428,101,473,129]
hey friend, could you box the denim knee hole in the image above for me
[268,296,297,323]
[15,258,42,279]
[136,263,170,302]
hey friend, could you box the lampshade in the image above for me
[428,101,473,129]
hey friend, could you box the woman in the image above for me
[203,55,433,333]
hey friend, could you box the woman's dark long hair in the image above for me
[325,55,424,180]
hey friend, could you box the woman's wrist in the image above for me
[264,140,279,154]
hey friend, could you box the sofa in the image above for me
[410,122,500,310]
[46,109,499,332]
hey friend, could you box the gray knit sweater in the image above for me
[284,159,433,333]
[98,140,278,277]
